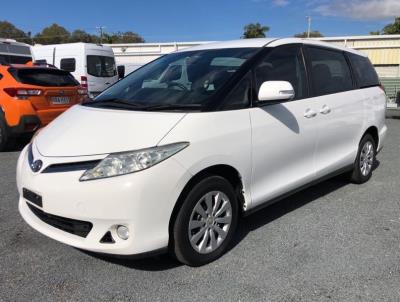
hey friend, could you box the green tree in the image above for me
[0,21,29,43]
[369,31,381,35]
[294,30,324,38]
[382,17,400,34]
[242,23,269,39]
[114,31,145,43]
[69,29,96,43]
[34,23,70,44]
[100,31,145,44]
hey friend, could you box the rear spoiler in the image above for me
[28,61,57,69]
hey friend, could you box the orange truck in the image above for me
[0,63,87,150]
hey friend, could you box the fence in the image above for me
[380,78,400,106]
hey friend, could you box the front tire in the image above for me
[172,176,239,266]
[350,134,376,184]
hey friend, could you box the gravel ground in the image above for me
[1,118,399,302]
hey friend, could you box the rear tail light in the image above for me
[4,88,42,98]
[77,87,88,95]
[81,76,88,88]
[379,84,386,92]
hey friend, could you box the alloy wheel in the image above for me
[188,191,232,254]
[360,141,374,176]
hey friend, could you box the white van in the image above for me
[32,43,118,98]
[0,39,32,64]
[18,38,387,266]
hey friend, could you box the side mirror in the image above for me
[117,65,125,79]
[258,81,295,103]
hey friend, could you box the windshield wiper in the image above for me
[141,104,202,111]
[83,98,143,110]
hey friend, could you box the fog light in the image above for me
[116,225,129,240]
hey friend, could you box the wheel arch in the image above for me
[168,164,246,246]
[362,125,379,149]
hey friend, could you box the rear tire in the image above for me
[349,134,376,184]
[0,116,9,152]
[172,176,239,266]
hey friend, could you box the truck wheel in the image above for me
[172,176,239,266]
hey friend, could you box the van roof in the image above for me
[32,42,113,51]
[177,38,367,57]
[0,38,31,47]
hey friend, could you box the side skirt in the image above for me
[243,164,354,217]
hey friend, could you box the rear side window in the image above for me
[308,47,353,96]
[348,53,379,88]
[60,58,76,72]
[9,68,79,87]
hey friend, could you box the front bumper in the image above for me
[17,144,192,255]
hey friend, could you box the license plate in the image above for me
[51,96,70,105]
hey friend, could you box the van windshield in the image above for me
[91,48,258,111]
[87,55,116,78]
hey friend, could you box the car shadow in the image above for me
[4,136,31,152]
[84,174,358,271]
[80,249,182,271]
[229,176,350,252]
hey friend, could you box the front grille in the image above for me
[27,202,93,238]
[41,160,100,174]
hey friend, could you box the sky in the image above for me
[1,0,400,42]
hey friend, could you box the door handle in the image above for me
[304,108,317,118]
[320,105,331,115]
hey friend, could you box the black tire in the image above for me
[349,134,376,184]
[0,116,9,152]
[172,175,239,266]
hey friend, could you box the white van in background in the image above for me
[117,63,143,79]
[32,43,118,98]
[0,39,33,64]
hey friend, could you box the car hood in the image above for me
[35,105,186,157]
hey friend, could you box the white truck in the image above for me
[32,43,118,98]
[0,39,32,64]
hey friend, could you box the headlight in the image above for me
[80,142,189,181]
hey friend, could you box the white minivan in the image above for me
[32,43,118,98]
[17,38,387,266]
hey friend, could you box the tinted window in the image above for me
[223,71,252,109]
[0,54,32,64]
[308,47,353,96]
[35,59,47,65]
[10,68,79,87]
[60,58,76,72]
[254,46,307,100]
[95,48,258,109]
[87,55,116,77]
[348,53,379,88]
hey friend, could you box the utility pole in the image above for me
[306,16,312,38]
[96,26,106,44]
